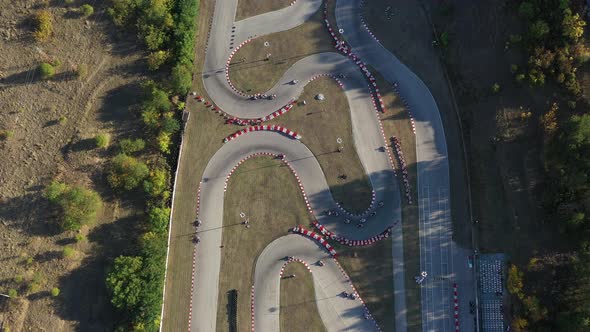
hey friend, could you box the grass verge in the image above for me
[228,7,333,94]
[269,77,372,213]
[335,241,394,332]
[235,0,290,21]
[373,68,422,331]
[216,157,313,331]
[280,262,327,332]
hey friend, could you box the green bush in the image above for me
[0,130,13,140]
[95,133,111,149]
[51,287,60,297]
[147,50,170,70]
[38,63,55,80]
[75,63,88,79]
[8,289,17,298]
[491,83,501,94]
[62,246,76,259]
[106,256,144,310]
[45,181,103,231]
[33,10,53,42]
[156,132,172,154]
[144,167,170,199]
[147,207,170,233]
[119,138,146,154]
[108,154,150,190]
[80,4,94,16]
[75,234,87,243]
[170,63,192,95]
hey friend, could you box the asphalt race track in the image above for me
[184,0,475,331]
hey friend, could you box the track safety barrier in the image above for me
[391,136,412,204]
[223,125,301,143]
[291,225,338,257]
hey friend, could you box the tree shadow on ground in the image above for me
[53,214,143,331]
[0,191,59,237]
[96,82,143,137]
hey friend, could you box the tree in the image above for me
[156,132,171,154]
[170,63,192,95]
[119,138,146,154]
[562,8,585,41]
[45,181,102,231]
[161,115,180,134]
[51,287,60,297]
[8,289,17,298]
[507,264,524,299]
[106,256,144,311]
[143,167,169,199]
[512,316,529,332]
[80,4,94,17]
[518,2,535,20]
[491,83,501,94]
[38,63,55,80]
[147,50,169,70]
[95,133,111,149]
[529,20,550,40]
[108,154,150,191]
[147,206,170,233]
[33,10,53,42]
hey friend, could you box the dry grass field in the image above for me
[280,262,327,332]
[228,8,333,94]
[0,1,146,330]
[269,77,372,213]
[235,0,290,21]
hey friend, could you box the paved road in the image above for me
[335,1,475,331]
[185,0,472,331]
[254,234,375,331]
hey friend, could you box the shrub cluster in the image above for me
[33,10,53,42]
[45,181,103,231]
[515,1,587,95]
[104,0,199,329]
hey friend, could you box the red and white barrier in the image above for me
[453,282,460,331]
[251,285,255,332]
[279,257,312,278]
[187,183,202,331]
[259,100,297,121]
[311,220,396,247]
[223,125,301,143]
[332,258,382,332]
[226,39,254,97]
[291,225,338,257]
[391,136,412,204]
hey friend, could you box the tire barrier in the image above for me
[226,39,254,97]
[291,225,338,257]
[332,258,383,331]
[193,93,297,126]
[390,82,417,134]
[312,220,395,246]
[259,100,297,121]
[223,125,301,143]
[358,0,380,43]
[250,285,255,332]
[390,136,412,204]
[308,73,345,89]
[333,190,377,218]
[453,282,460,331]
[187,183,202,332]
[227,289,238,332]
[279,257,312,278]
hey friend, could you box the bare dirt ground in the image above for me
[235,0,290,21]
[0,1,145,330]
